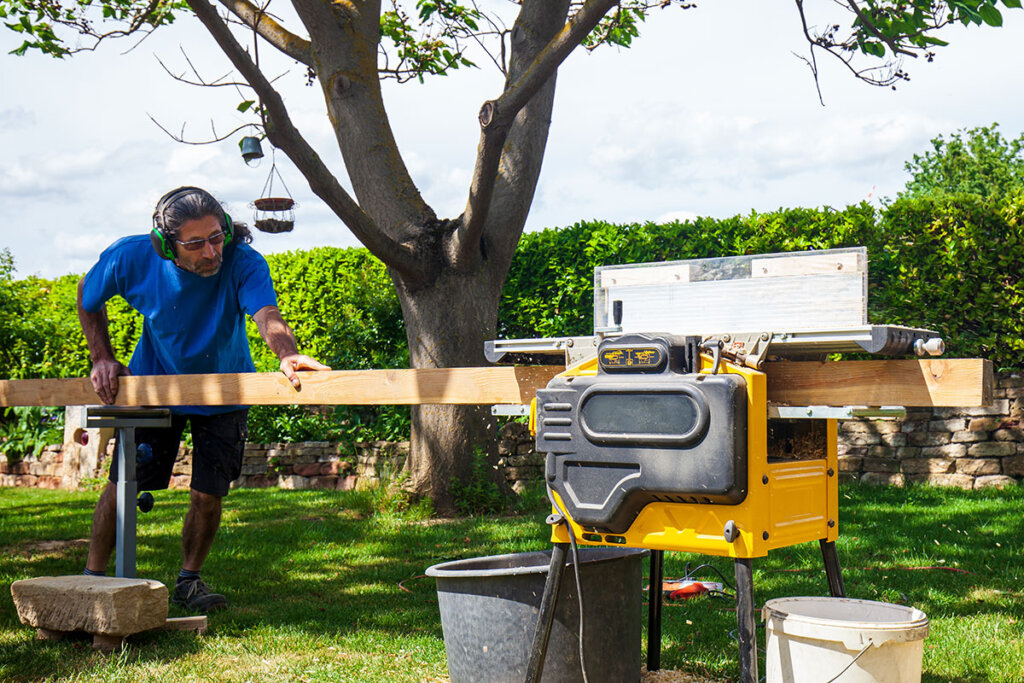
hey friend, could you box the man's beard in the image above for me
[183,255,222,277]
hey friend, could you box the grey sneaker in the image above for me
[171,578,227,613]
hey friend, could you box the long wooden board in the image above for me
[0,359,992,408]
[765,358,993,407]
[0,367,564,408]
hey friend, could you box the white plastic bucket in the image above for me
[762,597,929,683]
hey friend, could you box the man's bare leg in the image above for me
[181,489,222,571]
[85,483,117,573]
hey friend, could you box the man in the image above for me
[78,186,330,613]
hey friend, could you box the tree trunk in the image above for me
[394,263,508,513]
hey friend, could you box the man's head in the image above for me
[150,186,251,277]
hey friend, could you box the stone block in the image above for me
[959,401,1010,417]
[516,443,535,455]
[955,458,1001,476]
[901,458,953,475]
[907,473,974,489]
[994,429,1024,442]
[969,417,1000,432]
[881,433,907,447]
[899,420,929,434]
[293,464,322,478]
[952,430,988,443]
[246,474,278,488]
[967,442,1016,457]
[975,475,1019,489]
[1007,388,1024,399]
[896,447,922,459]
[843,433,883,446]
[36,476,62,490]
[837,456,863,472]
[861,472,905,487]
[337,475,358,491]
[862,458,900,473]
[908,432,951,447]
[11,576,168,637]
[998,374,1024,389]
[1003,456,1024,476]
[310,476,339,490]
[278,475,311,490]
[929,418,967,432]
[920,444,967,459]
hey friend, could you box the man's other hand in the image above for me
[90,359,131,404]
[279,355,331,390]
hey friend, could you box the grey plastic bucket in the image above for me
[427,547,648,683]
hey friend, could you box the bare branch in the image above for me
[186,0,420,277]
[454,0,618,271]
[149,114,257,144]
[215,0,313,66]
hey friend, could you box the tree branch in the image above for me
[186,0,420,276]
[216,0,313,66]
[454,0,618,271]
[844,0,916,59]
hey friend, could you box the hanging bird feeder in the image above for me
[250,153,297,233]
[240,136,264,167]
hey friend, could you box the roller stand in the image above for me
[85,407,171,578]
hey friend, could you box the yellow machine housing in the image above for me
[538,353,838,559]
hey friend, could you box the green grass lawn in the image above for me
[2,483,1023,682]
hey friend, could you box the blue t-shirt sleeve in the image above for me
[235,247,278,316]
[80,242,125,313]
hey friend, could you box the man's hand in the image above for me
[90,359,131,404]
[279,354,331,390]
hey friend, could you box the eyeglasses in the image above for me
[176,231,226,251]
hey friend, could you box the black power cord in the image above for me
[545,485,590,683]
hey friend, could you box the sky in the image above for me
[1,2,1023,279]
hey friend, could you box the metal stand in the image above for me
[525,542,570,683]
[647,550,664,672]
[820,539,847,598]
[734,558,758,683]
[85,408,171,578]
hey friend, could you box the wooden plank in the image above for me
[766,359,993,408]
[0,367,564,408]
[751,251,862,278]
[599,263,692,287]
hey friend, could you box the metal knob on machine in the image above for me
[137,492,154,513]
[914,337,945,357]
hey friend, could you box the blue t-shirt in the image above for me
[81,235,278,415]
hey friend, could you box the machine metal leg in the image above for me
[86,408,172,580]
[647,549,664,672]
[114,427,138,579]
[526,542,570,683]
[734,558,758,683]
[820,539,847,598]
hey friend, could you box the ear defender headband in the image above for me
[150,186,234,260]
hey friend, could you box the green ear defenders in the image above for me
[150,186,234,260]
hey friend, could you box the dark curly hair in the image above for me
[152,187,252,254]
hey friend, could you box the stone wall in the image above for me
[837,372,1023,489]
[2,372,1021,492]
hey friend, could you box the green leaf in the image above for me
[978,3,1004,25]
[237,100,255,113]
[1004,0,1023,8]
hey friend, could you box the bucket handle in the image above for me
[825,639,873,683]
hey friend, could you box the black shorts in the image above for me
[108,409,249,498]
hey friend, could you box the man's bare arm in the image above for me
[252,305,331,389]
[77,278,130,404]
